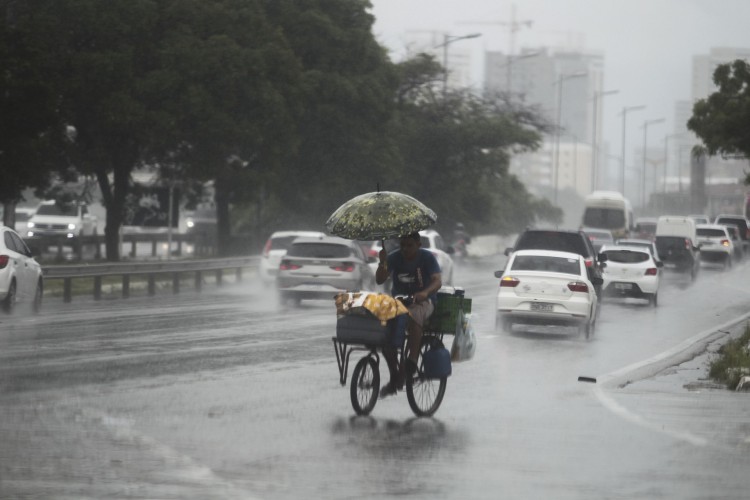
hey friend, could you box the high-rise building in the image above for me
[486,47,604,199]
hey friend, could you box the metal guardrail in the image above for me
[44,256,260,303]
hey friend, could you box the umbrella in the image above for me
[325,191,437,241]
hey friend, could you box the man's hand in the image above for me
[414,291,428,303]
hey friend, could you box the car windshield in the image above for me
[604,250,650,263]
[511,255,580,274]
[286,243,351,258]
[36,203,76,216]
[583,208,625,229]
[697,228,726,237]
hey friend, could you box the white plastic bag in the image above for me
[451,312,476,362]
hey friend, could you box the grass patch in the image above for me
[708,324,750,389]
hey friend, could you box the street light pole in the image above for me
[620,104,646,196]
[663,133,686,194]
[641,118,665,209]
[590,89,618,192]
[437,33,482,96]
[553,71,587,205]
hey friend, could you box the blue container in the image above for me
[422,347,452,378]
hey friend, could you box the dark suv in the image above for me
[714,215,750,252]
[505,229,606,297]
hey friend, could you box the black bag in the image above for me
[335,315,388,346]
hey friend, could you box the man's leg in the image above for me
[405,301,434,369]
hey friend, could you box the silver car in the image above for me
[0,226,43,313]
[277,235,376,305]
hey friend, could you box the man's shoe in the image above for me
[379,381,398,399]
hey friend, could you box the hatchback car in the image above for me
[600,245,662,306]
[276,235,376,305]
[0,226,43,313]
[494,249,600,337]
[615,238,663,267]
[714,215,750,252]
[259,230,326,282]
[718,223,744,262]
[696,224,733,268]
[633,217,658,241]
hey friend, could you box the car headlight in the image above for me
[27,222,35,228]
[68,223,76,230]
[187,220,195,228]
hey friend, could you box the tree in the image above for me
[0,0,67,226]
[687,59,750,175]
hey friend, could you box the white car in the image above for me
[0,226,43,313]
[600,244,662,306]
[615,238,663,268]
[26,200,98,238]
[366,230,455,287]
[696,224,734,268]
[259,230,326,282]
[276,235,376,305]
[494,249,600,337]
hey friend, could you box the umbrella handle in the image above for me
[380,238,387,271]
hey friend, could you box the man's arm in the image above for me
[375,248,389,285]
[414,273,441,304]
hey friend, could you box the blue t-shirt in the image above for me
[386,248,441,304]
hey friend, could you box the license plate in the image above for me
[615,283,632,290]
[530,302,554,312]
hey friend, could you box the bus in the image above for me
[581,191,634,240]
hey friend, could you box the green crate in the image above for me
[426,294,471,334]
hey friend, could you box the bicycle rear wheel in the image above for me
[350,356,379,416]
[406,337,447,417]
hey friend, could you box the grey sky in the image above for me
[369,0,750,151]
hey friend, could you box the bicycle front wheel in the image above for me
[350,356,379,416]
[406,337,447,417]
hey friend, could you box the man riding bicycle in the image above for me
[375,232,442,398]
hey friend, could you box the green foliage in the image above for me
[709,324,750,389]
[687,59,750,176]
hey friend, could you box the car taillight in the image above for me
[645,268,658,276]
[0,255,8,269]
[279,260,301,271]
[568,281,589,293]
[721,239,730,247]
[368,248,379,258]
[330,262,355,272]
[499,276,520,287]
[262,239,272,258]
[584,258,593,268]
[684,238,691,249]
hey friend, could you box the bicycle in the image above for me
[332,292,469,417]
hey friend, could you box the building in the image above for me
[485,47,604,198]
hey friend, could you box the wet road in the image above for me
[1,256,749,499]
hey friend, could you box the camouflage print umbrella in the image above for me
[325,191,437,240]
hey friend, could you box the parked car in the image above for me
[259,230,326,282]
[582,227,614,252]
[714,215,750,252]
[599,244,662,306]
[26,200,98,238]
[718,223,744,262]
[493,249,600,337]
[505,228,605,299]
[695,224,733,268]
[276,235,376,306]
[633,217,658,241]
[365,229,455,286]
[0,226,43,313]
[184,204,217,237]
[615,238,663,268]
[654,216,701,280]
